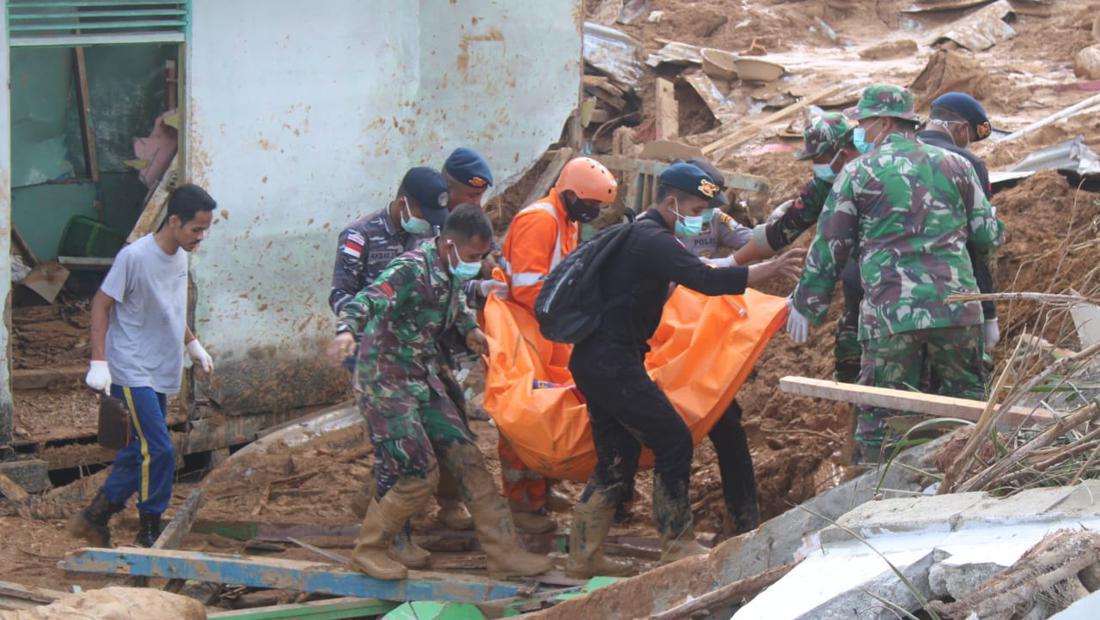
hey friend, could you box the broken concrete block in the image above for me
[820,492,987,545]
[957,485,1079,524]
[0,459,51,494]
[788,550,940,620]
[929,559,1006,599]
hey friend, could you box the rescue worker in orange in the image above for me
[496,157,620,533]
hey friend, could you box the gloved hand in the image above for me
[85,360,111,394]
[478,279,508,299]
[983,318,1000,349]
[786,298,809,344]
[701,255,738,268]
[187,339,214,374]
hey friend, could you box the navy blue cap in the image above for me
[401,167,449,229]
[659,163,721,202]
[443,147,493,189]
[931,92,992,141]
[683,157,729,208]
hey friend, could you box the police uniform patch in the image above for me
[698,179,719,198]
[343,230,366,258]
[467,176,488,188]
[437,192,449,207]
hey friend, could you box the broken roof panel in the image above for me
[931,0,1017,51]
[902,0,995,13]
[583,21,645,90]
[990,135,1100,185]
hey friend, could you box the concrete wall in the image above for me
[0,10,10,446]
[187,0,581,413]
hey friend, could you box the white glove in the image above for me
[785,298,809,344]
[983,318,1000,349]
[702,255,738,268]
[478,279,508,299]
[188,339,214,374]
[85,360,111,394]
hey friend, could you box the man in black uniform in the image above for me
[565,163,805,578]
[916,92,1000,349]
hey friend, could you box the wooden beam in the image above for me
[154,487,204,551]
[522,148,574,208]
[208,597,397,619]
[11,226,38,267]
[654,78,679,140]
[0,580,64,611]
[127,154,178,243]
[57,256,114,271]
[61,548,533,602]
[779,376,1056,427]
[701,84,845,157]
[11,366,85,391]
[649,562,797,620]
[72,48,99,184]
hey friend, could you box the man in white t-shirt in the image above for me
[68,183,218,548]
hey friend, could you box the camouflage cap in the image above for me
[794,112,854,160]
[844,84,919,122]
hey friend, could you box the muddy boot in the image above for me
[509,501,557,534]
[66,489,124,547]
[350,474,436,581]
[565,492,633,579]
[136,512,162,547]
[544,485,572,513]
[445,445,553,579]
[660,527,708,565]
[388,525,430,569]
[436,467,473,530]
[350,489,371,519]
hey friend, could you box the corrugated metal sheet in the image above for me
[187,0,582,413]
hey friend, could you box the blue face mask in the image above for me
[673,200,705,238]
[399,198,431,235]
[812,164,837,183]
[852,127,873,154]
[447,242,481,281]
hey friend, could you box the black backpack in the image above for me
[535,222,637,343]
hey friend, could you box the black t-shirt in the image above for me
[575,209,749,365]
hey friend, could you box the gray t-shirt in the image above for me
[101,234,189,394]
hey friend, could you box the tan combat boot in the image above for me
[659,527,708,565]
[444,445,553,579]
[508,501,557,534]
[388,527,430,569]
[350,474,436,580]
[544,484,573,513]
[565,492,633,579]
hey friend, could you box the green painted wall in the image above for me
[9,45,177,261]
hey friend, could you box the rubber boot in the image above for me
[136,512,162,548]
[445,445,552,579]
[565,492,633,579]
[436,471,474,530]
[508,501,557,534]
[660,527,708,565]
[350,489,370,519]
[544,485,573,513]
[350,473,436,581]
[388,524,430,569]
[66,489,124,547]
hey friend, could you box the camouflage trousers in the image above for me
[358,373,475,491]
[856,326,985,461]
[834,268,863,383]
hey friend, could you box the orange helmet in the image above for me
[554,157,618,203]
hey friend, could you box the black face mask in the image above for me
[565,195,600,223]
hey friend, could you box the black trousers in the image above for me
[570,343,694,538]
[708,400,760,533]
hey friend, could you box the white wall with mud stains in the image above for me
[0,8,12,444]
[187,0,581,413]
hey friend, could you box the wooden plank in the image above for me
[155,487,204,550]
[72,48,99,183]
[522,148,574,208]
[61,547,532,602]
[127,153,178,243]
[22,261,70,304]
[683,72,736,126]
[702,83,845,157]
[207,597,397,619]
[0,580,64,611]
[11,226,39,267]
[0,471,31,503]
[654,78,679,140]
[779,376,1056,427]
[11,365,85,391]
[57,256,114,271]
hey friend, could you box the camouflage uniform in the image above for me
[336,240,479,484]
[791,85,1005,459]
[330,210,427,315]
[754,113,863,381]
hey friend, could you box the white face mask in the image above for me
[399,197,431,235]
